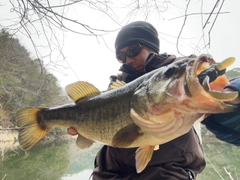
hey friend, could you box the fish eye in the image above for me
[164,66,177,77]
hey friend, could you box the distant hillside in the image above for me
[226,68,240,79]
[0,29,69,127]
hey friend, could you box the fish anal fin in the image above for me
[112,123,143,148]
[16,108,51,150]
[65,81,100,103]
[76,134,94,149]
[135,146,155,173]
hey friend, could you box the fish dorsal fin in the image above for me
[110,80,126,90]
[76,134,94,149]
[135,146,155,173]
[112,123,143,147]
[65,81,100,103]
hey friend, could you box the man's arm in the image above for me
[202,78,240,146]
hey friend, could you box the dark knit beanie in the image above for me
[115,21,160,55]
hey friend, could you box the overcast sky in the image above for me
[1,0,240,92]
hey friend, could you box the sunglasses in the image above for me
[116,43,142,63]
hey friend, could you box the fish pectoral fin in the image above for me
[76,134,94,149]
[112,123,143,148]
[110,80,126,90]
[65,81,101,103]
[135,146,155,173]
[16,107,51,150]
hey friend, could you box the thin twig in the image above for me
[224,167,234,180]
[176,0,191,56]
[205,155,224,180]
[203,0,220,29]
[207,0,225,48]
[169,12,229,21]
[1,174,6,180]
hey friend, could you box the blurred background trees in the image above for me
[0,29,68,127]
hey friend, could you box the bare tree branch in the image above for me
[207,0,225,48]
[0,0,232,81]
[223,167,234,180]
[176,0,191,56]
[169,11,229,21]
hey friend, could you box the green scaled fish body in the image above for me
[16,54,239,173]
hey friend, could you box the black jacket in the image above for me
[92,53,206,180]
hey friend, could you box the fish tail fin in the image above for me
[16,107,51,150]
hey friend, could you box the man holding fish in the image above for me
[67,21,240,179]
[16,21,240,180]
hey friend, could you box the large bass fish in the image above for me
[16,54,239,173]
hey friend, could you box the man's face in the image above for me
[118,44,153,72]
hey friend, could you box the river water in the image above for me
[0,137,102,180]
[2,128,240,180]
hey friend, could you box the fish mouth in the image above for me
[184,54,238,101]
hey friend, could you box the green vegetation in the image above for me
[198,126,240,180]
[199,140,240,179]
[226,68,240,79]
